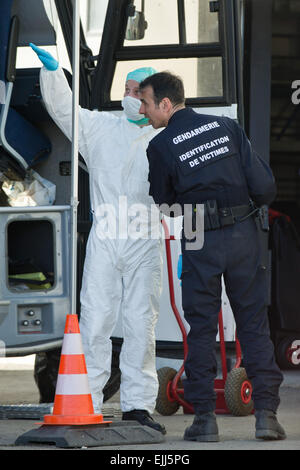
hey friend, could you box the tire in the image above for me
[156,367,180,416]
[275,336,300,370]
[224,367,254,416]
[34,348,61,403]
[34,349,121,403]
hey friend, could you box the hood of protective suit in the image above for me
[123,67,157,126]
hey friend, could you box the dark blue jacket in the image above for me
[146,108,276,210]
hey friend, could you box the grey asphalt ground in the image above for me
[0,357,299,452]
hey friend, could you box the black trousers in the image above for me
[180,216,283,413]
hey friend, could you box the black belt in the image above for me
[197,201,254,231]
[218,204,253,227]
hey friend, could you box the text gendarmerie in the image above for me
[171,121,236,176]
[172,120,220,145]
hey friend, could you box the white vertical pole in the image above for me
[70,0,80,314]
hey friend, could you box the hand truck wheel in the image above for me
[156,367,181,416]
[224,367,254,416]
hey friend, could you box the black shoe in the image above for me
[184,412,219,442]
[122,409,167,435]
[255,410,286,440]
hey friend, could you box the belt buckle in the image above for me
[219,207,235,226]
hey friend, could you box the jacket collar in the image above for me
[168,107,195,125]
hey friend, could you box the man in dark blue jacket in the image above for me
[139,72,286,442]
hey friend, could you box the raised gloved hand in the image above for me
[29,43,59,71]
[177,254,182,285]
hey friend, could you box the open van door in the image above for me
[0,0,99,404]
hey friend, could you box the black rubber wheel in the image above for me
[34,349,120,403]
[275,336,300,370]
[156,367,181,416]
[224,367,254,416]
[34,348,61,403]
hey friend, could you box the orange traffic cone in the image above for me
[43,314,110,425]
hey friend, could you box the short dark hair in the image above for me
[139,71,185,107]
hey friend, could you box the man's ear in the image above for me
[161,97,173,113]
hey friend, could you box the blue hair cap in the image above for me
[126,67,157,83]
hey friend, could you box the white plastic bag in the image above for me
[1,170,56,207]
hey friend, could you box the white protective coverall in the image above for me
[39,66,162,414]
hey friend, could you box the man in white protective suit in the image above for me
[30,43,165,434]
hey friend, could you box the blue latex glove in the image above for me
[29,43,59,71]
[177,254,182,284]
